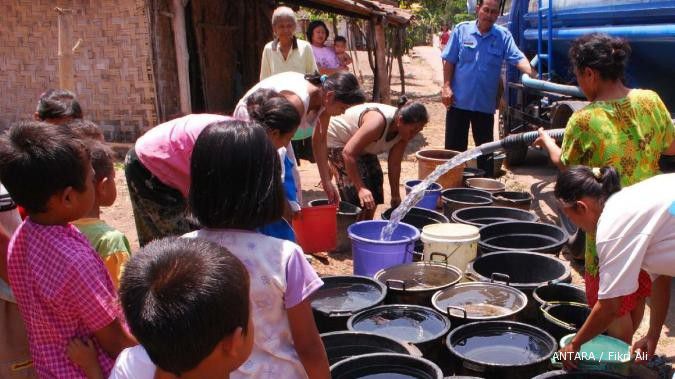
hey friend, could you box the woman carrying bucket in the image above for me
[325,97,429,220]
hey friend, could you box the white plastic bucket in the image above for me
[421,223,480,277]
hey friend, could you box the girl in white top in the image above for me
[554,166,675,368]
[185,120,329,379]
[326,98,429,219]
[233,71,365,204]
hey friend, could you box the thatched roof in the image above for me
[284,0,413,26]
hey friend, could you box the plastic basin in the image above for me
[292,204,337,253]
[348,220,420,277]
[404,179,442,210]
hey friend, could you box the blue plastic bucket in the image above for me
[348,220,420,277]
[405,180,442,210]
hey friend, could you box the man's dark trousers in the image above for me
[444,106,495,177]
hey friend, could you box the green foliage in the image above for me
[399,0,474,49]
[304,8,335,22]
[292,2,474,51]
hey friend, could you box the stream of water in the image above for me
[380,148,483,241]
[379,130,566,241]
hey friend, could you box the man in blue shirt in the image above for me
[441,0,533,174]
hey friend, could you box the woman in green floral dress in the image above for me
[535,33,675,343]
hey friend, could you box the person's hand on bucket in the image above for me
[323,181,341,204]
[632,333,659,362]
[559,342,579,370]
[358,187,376,210]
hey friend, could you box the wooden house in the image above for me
[0,0,410,141]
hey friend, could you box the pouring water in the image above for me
[379,129,565,241]
[380,148,482,240]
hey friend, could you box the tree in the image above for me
[400,0,473,30]
[399,0,473,48]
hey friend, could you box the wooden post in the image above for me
[172,0,191,114]
[373,17,390,104]
[56,7,74,91]
[397,28,406,95]
[366,19,379,101]
[397,54,405,95]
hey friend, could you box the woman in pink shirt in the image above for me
[307,20,342,75]
[125,92,301,246]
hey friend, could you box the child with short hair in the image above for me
[0,121,135,378]
[34,88,83,124]
[73,141,132,288]
[68,237,254,379]
[66,119,105,142]
[15,118,104,221]
[186,120,330,378]
[333,36,353,69]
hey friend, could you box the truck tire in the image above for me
[551,100,589,129]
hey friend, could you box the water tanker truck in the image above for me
[491,0,675,166]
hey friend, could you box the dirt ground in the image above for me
[104,47,673,372]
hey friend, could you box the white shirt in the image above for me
[596,173,675,299]
[327,103,401,155]
[0,183,21,303]
[183,230,322,379]
[259,38,317,81]
[233,71,313,139]
[109,345,155,379]
[232,71,314,202]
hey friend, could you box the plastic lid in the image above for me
[422,223,479,240]
[559,334,630,363]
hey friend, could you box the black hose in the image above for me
[477,128,566,156]
[500,128,565,150]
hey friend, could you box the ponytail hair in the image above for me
[245,88,301,135]
[554,165,622,206]
[396,95,428,124]
[305,71,365,105]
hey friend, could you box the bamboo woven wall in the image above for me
[0,0,157,141]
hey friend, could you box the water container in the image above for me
[292,204,337,253]
[415,149,465,188]
[421,223,480,274]
[348,220,420,277]
[404,179,442,210]
[558,334,632,375]
[465,178,506,193]
[309,199,361,253]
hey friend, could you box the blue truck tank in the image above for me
[501,0,675,165]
